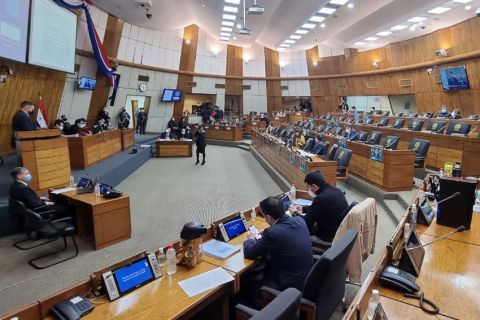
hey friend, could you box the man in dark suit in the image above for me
[9,167,71,220]
[194,126,206,165]
[11,101,37,149]
[241,196,313,305]
[293,170,348,242]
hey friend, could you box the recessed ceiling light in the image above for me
[364,37,378,41]
[220,36,230,41]
[391,24,407,31]
[277,47,286,51]
[318,7,337,15]
[329,0,348,4]
[220,32,231,37]
[225,0,241,4]
[236,23,242,28]
[284,39,295,44]
[408,17,427,23]
[347,3,354,8]
[302,23,316,29]
[200,3,206,8]
[290,35,302,40]
[354,42,366,46]
[224,6,238,13]
[453,0,472,3]
[428,7,451,14]
[310,16,326,23]
[376,31,392,36]
[280,44,291,48]
[221,27,233,32]
[320,23,326,28]
[222,21,234,26]
[295,29,309,35]
[222,14,236,20]
[465,5,472,9]
[233,36,237,40]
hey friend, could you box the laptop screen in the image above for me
[112,257,154,295]
[223,216,247,240]
[77,177,92,189]
[280,194,291,211]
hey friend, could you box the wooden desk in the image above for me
[416,213,480,246]
[288,112,310,123]
[252,132,337,187]
[67,130,122,169]
[15,130,71,194]
[51,190,131,250]
[120,128,135,150]
[204,125,242,141]
[269,116,288,127]
[377,296,450,320]
[245,120,266,135]
[156,140,192,157]
[321,135,415,191]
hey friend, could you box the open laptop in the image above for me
[76,177,94,194]
[280,194,292,215]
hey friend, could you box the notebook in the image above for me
[202,239,241,259]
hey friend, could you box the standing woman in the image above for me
[195,126,207,165]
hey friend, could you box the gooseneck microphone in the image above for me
[406,225,465,252]
[383,139,398,150]
[419,192,461,210]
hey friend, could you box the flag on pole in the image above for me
[36,96,49,129]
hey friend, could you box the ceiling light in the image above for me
[185,39,191,44]
[284,39,295,44]
[465,5,472,10]
[453,0,472,3]
[302,23,316,29]
[233,36,237,40]
[200,3,206,8]
[347,3,354,8]
[236,23,242,28]
[408,17,427,23]
[295,29,309,35]
[310,16,326,23]
[290,35,302,40]
[220,36,229,41]
[391,24,407,31]
[221,27,232,32]
[280,44,290,48]
[224,6,238,13]
[312,61,318,66]
[329,0,348,4]
[220,32,231,37]
[279,60,287,67]
[364,37,378,41]
[318,7,336,15]
[376,31,392,36]
[320,23,326,28]
[222,21,234,26]
[225,0,241,4]
[354,42,366,46]
[428,7,451,14]
[277,47,286,51]
[409,25,417,31]
[222,14,236,20]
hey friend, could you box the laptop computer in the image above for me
[76,177,94,194]
[99,183,112,195]
[280,194,291,215]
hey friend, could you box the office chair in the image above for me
[365,131,382,145]
[383,136,400,150]
[355,119,364,124]
[446,123,471,135]
[334,127,344,137]
[382,111,390,116]
[304,138,315,152]
[338,117,346,122]
[236,287,301,320]
[345,118,355,124]
[468,114,479,120]
[357,132,369,142]
[326,114,334,120]
[426,121,446,134]
[377,118,389,127]
[374,110,383,115]
[10,199,78,269]
[408,138,431,169]
[326,144,338,161]
[261,230,358,320]
[334,148,353,179]
[391,119,405,129]
[396,112,404,117]
[317,141,330,157]
[317,125,325,133]
[408,119,424,131]
[364,118,374,125]
[296,121,302,127]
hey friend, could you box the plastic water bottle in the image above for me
[290,184,296,201]
[69,175,75,188]
[157,247,166,267]
[166,244,177,276]
[251,207,256,221]
[366,289,380,320]
[410,205,418,231]
[439,168,444,177]
[94,178,101,197]
[404,223,411,244]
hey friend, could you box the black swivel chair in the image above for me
[377,118,389,127]
[10,199,78,269]
[357,132,369,142]
[408,139,430,169]
[355,119,364,124]
[364,118,374,125]
[261,230,358,320]
[317,125,325,133]
[333,127,344,137]
[326,144,338,161]
[304,138,315,152]
[382,111,390,116]
[365,131,382,145]
[426,121,447,134]
[236,287,302,320]
[338,117,346,122]
[334,148,353,179]
[408,120,424,131]
[383,136,400,150]
[391,119,405,129]
[317,141,330,157]
[446,123,471,135]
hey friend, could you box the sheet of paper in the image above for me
[178,267,234,297]
[50,187,76,194]
[202,239,241,259]
[294,198,313,206]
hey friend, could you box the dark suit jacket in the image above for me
[10,181,45,209]
[12,110,36,132]
[303,184,349,242]
[244,215,313,291]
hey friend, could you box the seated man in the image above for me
[9,167,72,220]
[177,128,189,140]
[93,118,109,134]
[294,171,348,242]
[345,125,357,140]
[311,134,326,155]
[242,196,313,304]
[160,127,174,140]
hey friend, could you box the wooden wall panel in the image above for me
[174,24,200,116]
[87,15,123,125]
[264,48,281,113]
[225,44,244,113]
[0,61,66,154]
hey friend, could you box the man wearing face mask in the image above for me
[293,171,348,242]
[436,105,451,118]
[74,118,92,136]
[9,167,72,220]
[97,106,111,126]
[118,108,130,129]
[160,127,174,140]
[93,118,109,134]
[167,116,178,133]
[242,196,313,304]
[60,115,74,135]
[185,126,194,139]
[194,126,207,165]
[345,125,357,140]
[178,128,188,140]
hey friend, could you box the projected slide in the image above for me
[29,0,77,73]
[0,0,29,62]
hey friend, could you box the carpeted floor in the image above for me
[0,145,402,318]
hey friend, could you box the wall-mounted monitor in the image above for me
[0,0,30,63]
[78,77,96,90]
[161,89,183,102]
[29,0,77,73]
[439,67,470,91]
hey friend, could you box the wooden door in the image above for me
[131,100,138,130]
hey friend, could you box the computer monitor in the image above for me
[280,194,291,211]
[99,183,112,195]
[112,257,155,296]
[77,177,93,189]
[223,215,248,240]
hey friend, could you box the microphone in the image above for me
[364,137,374,144]
[406,226,465,251]
[419,192,461,210]
[432,124,446,134]
[383,139,398,150]
[348,131,358,141]
[467,126,477,137]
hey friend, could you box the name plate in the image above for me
[296,112,301,115]
[277,144,282,154]
[214,127,220,130]
[274,117,279,120]
[289,153,297,165]
[370,145,383,162]
[252,122,257,125]
[226,127,232,131]
[300,158,307,173]
[338,138,347,148]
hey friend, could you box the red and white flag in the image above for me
[36,96,49,129]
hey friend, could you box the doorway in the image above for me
[225,95,242,116]
[125,95,151,132]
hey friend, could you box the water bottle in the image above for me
[366,289,380,320]
[439,168,444,177]
[404,223,412,244]
[251,207,256,221]
[166,244,177,276]
[94,177,100,197]
[410,205,418,231]
[157,247,166,267]
[69,175,75,188]
[290,184,296,201]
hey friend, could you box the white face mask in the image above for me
[308,188,316,198]
[79,123,86,128]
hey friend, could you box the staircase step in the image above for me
[237,145,250,151]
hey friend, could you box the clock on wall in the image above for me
[139,83,147,92]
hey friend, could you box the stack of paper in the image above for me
[178,267,234,297]
[202,239,240,259]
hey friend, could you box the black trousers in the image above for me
[196,147,205,162]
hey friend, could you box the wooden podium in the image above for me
[15,130,71,194]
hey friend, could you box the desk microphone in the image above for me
[348,131,358,141]
[364,137,374,144]
[383,139,397,150]
[431,124,446,134]
[467,126,477,137]
[406,226,465,251]
[419,192,461,210]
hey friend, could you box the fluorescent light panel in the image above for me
[453,0,472,3]
[354,42,366,46]
[428,7,451,14]
[290,34,302,39]
[221,27,232,32]
[280,44,290,48]
[302,23,316,29]
[223,14,236,20]
[408,17,427,23]
[329,0,349,4]
[220,32,231,36]
[318,7,336,15]
[364,37,378,41]
[222,20,234,26]
[284,39,295,44]
[224,6,238,13]
[295,29,309,35]
[391,24,407,31]
[225,0,240,4]
[310,16,326,22]
[376,31,392,36]
[220,36,230,41]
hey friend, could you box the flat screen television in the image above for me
[161,89,183,102]
[78,77,97,90]
[439,67,470,91]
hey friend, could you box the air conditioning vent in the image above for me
[187,81,197,87]
[215,83,226,89]
[336,83,347,90]
[367,82,378,89]
[280,85,288,90]
[138,75,149,82]
[399,79,413,87]
[242,85,251,90]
